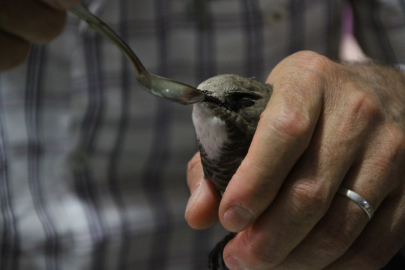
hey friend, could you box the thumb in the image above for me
[186,152,221,229]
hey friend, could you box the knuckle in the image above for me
[239,228,283,267]
[288,180,329,220]
[382,126,405,160]
[290,51,334,74]
[266,106,312,143]
[328,89,383,142]
[347,89,382,124]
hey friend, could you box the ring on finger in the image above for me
[337,187,374,220]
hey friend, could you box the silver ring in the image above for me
[337,187,374,220]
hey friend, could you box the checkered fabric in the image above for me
[0,0,404,269]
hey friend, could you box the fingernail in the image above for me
[223,205,254,232]
[225,255,244,270]
[185,183,202,218]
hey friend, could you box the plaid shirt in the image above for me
[0,0,404,269]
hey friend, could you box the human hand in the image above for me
[0,0,80,71]
[186,51,405,269]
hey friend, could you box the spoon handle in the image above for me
[70,4,148,77]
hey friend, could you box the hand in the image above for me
[186,51,405,269]
[0,0,80,71]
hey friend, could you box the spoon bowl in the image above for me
[70,4,205,105]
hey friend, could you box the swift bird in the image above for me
[192,74,273,269]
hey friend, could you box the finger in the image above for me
[0,30,31,71]
[222,60,388,269]
[324,126,405,270]
[186,152,220,229]
[277,167,389,269]
[274,124,405,269]
[278,196,371,270]
[222,121,360,270]
[38,0,81,10]
[325,196,405,270]
[0,0,67,44]
[219,51,331,232]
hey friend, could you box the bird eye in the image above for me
[238,97,255,108]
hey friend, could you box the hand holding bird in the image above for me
[187,51,405,270]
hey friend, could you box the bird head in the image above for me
[193,74,272,138]
[192,74,272,163]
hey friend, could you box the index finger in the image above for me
[218,51,331,232]
[0,0,68,44]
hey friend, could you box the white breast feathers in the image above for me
[192,103,228,161]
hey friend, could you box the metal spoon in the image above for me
[70,4,205,105]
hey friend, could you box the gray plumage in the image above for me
[192,74,273,269]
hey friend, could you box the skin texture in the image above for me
[186,51,405,270]
[0,0,80,71]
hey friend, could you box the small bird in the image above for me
[192,74,273,269]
